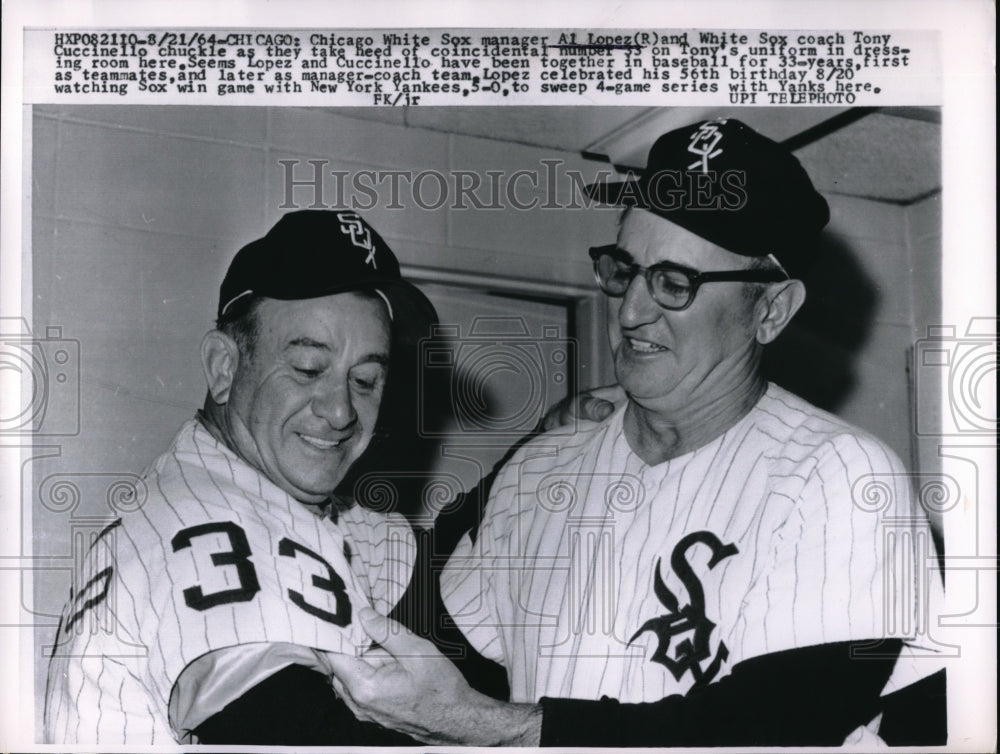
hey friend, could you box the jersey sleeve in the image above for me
[44,524,175,744]
[734,432,928,660]
[47,507,383,743]
[46,647,172,745]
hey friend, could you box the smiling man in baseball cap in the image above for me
[207,209,437,504]
[45,210,435,745]
[324,119,946,748]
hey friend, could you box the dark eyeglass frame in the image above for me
[588,244,789,311]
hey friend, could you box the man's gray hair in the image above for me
[216,297,263,361]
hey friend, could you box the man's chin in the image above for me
[615,366,675,399]
[618,378,682,406]
[280,470,347,505]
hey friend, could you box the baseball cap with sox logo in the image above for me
[586,118,830,279]
[217,210,438,348]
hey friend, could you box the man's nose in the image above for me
[617,273,661,329]
[311,378,357,428]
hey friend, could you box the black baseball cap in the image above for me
[586,118,829,277]
[218,210,437,347]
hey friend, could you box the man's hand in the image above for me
[539,384,625,433]
[325,608,541,746]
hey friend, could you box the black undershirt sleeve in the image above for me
[540,639,946,747]
[192,663,421,746]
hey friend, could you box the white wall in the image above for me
[906,192,945,471]
[905,193,945,536]
[827,193,918,461]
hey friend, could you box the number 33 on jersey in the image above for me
[45,420,415,744]
[169,520,352,623]
[47,511,410,743]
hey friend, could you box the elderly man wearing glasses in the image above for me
[326,119,946,748]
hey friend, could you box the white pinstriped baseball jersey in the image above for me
[44,419,415,745]
[441,383,942,708]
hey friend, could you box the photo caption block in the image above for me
[25,28,940,106]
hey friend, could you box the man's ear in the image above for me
[201,330,240,404]
[755,280,806,345]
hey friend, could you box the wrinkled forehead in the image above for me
[617,208,752,270]
[256,292,391,351]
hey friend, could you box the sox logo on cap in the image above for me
[336,211,378,269]
[687,119,726,172]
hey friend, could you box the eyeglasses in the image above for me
[588,244,789,311]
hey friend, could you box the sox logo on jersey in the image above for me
[628,531,739,687]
